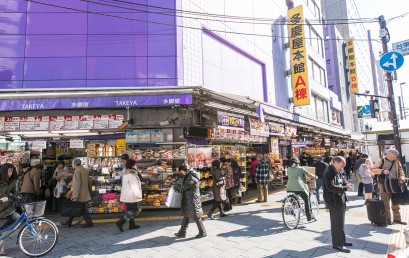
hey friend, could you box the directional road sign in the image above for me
[380,51,405,71]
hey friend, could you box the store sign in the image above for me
[279,139,291,146]
[125,131,164,144]
[288,6,310,106]
[70,139,84,149]
[330,109,341,126]
[217,112,245,131]
[0,114,123,132]
[249,119,269,137]
[0,94,193,111]
[116,139,126,149]
[269,122,285,136]
[30,141,47,149]
[285,125,297,137]
[346,37,359,93]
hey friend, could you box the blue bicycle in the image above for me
[0,195,58,257]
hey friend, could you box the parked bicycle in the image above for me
[0,194,58,257]
[282,190,319,230]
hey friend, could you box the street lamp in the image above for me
[401,82,406,119]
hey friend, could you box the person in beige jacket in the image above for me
[115,159,142,232]
[20,163,42,203]
[62,159,93,228]
[372,149,406,225]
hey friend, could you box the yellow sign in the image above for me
[288,5,310,107]
[116,139,125,149]
[346,37,358,93]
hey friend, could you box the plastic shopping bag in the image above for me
[165,186,182,208]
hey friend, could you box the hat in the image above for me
[121,154,130,160]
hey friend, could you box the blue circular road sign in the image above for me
[380,51,404,71]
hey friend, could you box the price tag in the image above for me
[98,189,107,194]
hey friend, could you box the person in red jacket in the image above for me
[250,157,258,188]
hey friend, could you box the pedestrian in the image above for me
[323,156,354,253]
[62,159,93,228]
[307,154,314,166]
[345,152,356,180]
[220,157,234,211]
[324,156,333,164]
[358,159,374,201]
[250,157,258,188]
[174,164,206,238]
[120,154,129,181]
[51,161,72,212]
[371,148,407,225]
[207,160,227,219]
[255,154,269,203]
[0,163,20,256]
[312,155,329,203]
[353,153,368,197]
[115,159,142,232]
[286,157,317,221]
[300,152,308,166]
[19,163,42,203]
[231,158,242,204]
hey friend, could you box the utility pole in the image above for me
[379,15,403,160]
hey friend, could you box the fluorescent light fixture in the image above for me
[6,131,48,135]
[49,130,91,134]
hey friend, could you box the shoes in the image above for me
[80,223,94,228]
[344,242,353,247]
[307,218,312,222]
[387,221,393,225]
[207,212,215,220]
[60,220,72,227]
[115,219,126,232]
[129,219,140,230]
[333,246,351,253]
[394,221,407,225]
[195,233,207,238]
[174,232,186,238]
[220,213,228,217]
[256,200,263,203]
[237,201,242,204]
[263,200,268,203]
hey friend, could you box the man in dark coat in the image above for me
[323,156,354,253]
[312,155,328,203]
[174,164,206,238]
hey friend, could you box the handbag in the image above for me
[392,184,409,205]
[61,200,84,217]
[268,170,274,182]
[384,175,404,193]
[165,186,182,208]
[216,177,225,188]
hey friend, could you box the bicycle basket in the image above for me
[24,201,46,218]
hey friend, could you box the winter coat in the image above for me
[255,160,269,185]
[120,169,142,203]
[287,166,317,195]
[231,161,242,188]
[0,180,17,218]
[180,170,203,219]
[323,165,348,209]
[20,167,41,195]
[71,165,91,203]
[212,167,227,202]
[53,167,72,182]
[312,161,328,179]
[222,164,234,190]
[250,160,258,176]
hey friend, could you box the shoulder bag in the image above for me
[61,199,84,217]
[392,184,409,205]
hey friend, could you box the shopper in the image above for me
[63,159,93,228]
[207,160,227,219]
[221,157,234,211]
[345,152,356,180]
[287,157,318,221]
[255,154,269,203]
[323,156,354,253]
[353,153,368,197]
[372,149,406,225]
[19,163,42,203]
[115,159,142,232]
[0,163,20,256]
[358,159,374,201]
[312,155,329,203]
[231,159,242,204]
[120,154,130,182]
[300,152,309,166]
[174,164,206,238]
[51,161,72,212]
[250,157,258,188]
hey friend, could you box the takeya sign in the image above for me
[288,5,310,107]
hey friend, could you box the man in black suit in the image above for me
[323,156,354,253]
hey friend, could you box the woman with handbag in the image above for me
[231,159,242,205]
[51,161,72,212]
[173,164,206,238]
[221,157,234,212]
[207,160,227,219]
[115,159,142,232]
[372,148,407,225]
[358,159,374,201]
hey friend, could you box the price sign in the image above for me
[70,139,84,149]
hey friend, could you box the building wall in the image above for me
[0,0,179,89]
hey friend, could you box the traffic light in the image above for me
[370,99,380,118]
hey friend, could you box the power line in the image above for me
[22,0,382,43]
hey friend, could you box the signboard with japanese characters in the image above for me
[346,37,358,93]
[285,125,297,137]
[288,6,310,106]
[217,112,245,131]
[393,39,409,56]
[70,139,84,149]
[64,116,79,130]
[19,117,36,131]
[79,115,94,130]
[30,141,47,149]
[34,116,50,131]
[330,109,341,126]
[4,117,20,131]
[269,122,285,136]
[249,118,269,137]
[49,116,65,130]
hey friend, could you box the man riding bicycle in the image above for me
[286,157,318,221]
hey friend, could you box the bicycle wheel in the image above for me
[18,219,59,257]
[310,192,319,221]
[282,195,301,230]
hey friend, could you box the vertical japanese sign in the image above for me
[346,37,358,93]
[288,6,310,106]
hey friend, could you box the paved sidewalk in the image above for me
[3,189,397,258]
